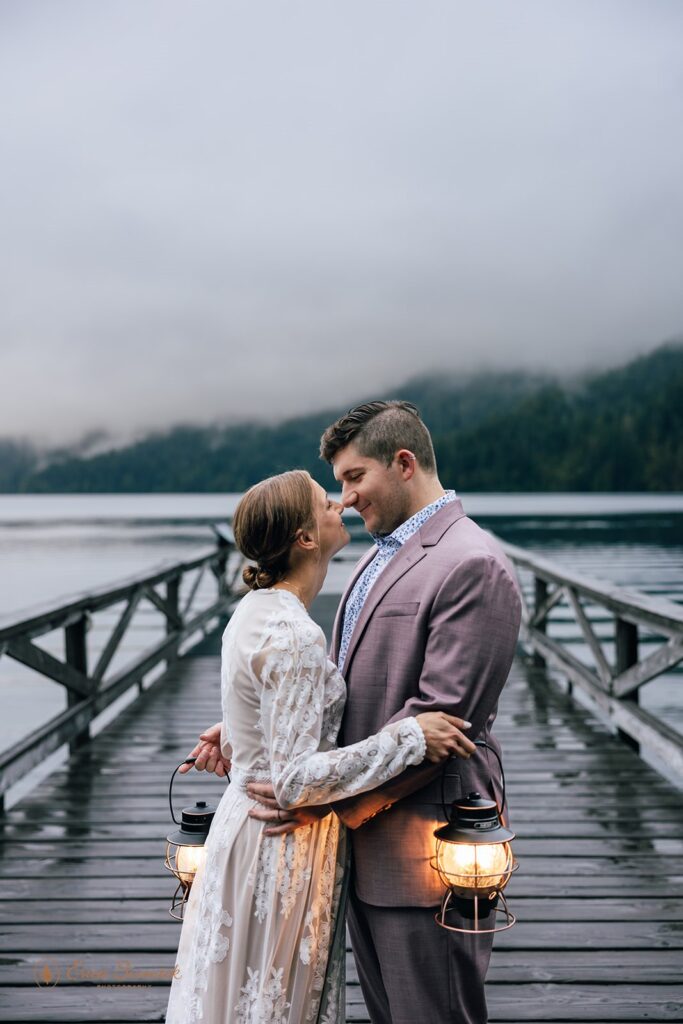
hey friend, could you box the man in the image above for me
[188,401,521,1023]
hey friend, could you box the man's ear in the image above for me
[396,449,417,480]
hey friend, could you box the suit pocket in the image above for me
[405,770,461,806]
[375,602,420,618]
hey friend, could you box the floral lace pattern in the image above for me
[255,610,426,810]
[165,589,425,1024]
[235,966,291,1024]
[251,827,314,923]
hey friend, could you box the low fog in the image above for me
[1,1,682,445]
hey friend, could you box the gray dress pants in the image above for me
[347,887,493,1024]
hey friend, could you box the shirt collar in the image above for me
[372,490,457,551]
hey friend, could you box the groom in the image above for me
[191,401,521,1023]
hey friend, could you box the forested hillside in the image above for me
[2,343,681,492]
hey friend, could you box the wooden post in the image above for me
[533,577,548,668]
[616,617,639,752]
[216,550,229,599]
[65,616,89,753]
[166,576,181,669]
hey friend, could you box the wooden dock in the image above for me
[1,592,683,1021]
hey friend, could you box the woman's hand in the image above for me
[178,722,232,777]
[415,712,476,762]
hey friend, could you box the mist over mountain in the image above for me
[1,342,681,493]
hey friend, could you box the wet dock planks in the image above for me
[0,593,682,1022]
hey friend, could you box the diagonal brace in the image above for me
[612,636,683,698]
[143,584,182,627]
[92,589,142,684]
[566,587,614,686]
[6,637,91,697]
[529,583,566,629]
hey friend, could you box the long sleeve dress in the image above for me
[165,587,426,1024]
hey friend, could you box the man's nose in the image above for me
[341,488,359,509]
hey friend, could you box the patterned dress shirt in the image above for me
[338,490,457,672]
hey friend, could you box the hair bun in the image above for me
[242,564,259,590]
[242,563,278,591]
[255,565,277,589]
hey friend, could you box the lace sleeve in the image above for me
[219,720,232,761]
[254,616,426,810]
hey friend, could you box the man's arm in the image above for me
[334,553,522,829]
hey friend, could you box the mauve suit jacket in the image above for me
[332,499,522,907]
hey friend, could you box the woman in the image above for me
[165,470,473,1024]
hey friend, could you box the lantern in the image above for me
[164,757,216,921]
[431,741,517,934]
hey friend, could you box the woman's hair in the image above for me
[233,469,316,590]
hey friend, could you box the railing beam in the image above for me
[165,576,181,668]
[0,535,236,809]
[500,540,683,637]
[0,548,224,644]
[500,538,683,774]
[615,617,639,753]
[533,577,548,668]
[65,615,90,752]
[524,623,683,775]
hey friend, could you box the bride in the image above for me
[165,469,474,1024]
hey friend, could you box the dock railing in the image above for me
[0,526,238,809]
[2,528,681,808]
[499,538,683,776]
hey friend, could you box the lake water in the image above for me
[1,493,682,795]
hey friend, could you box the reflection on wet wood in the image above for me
[0,604,682,1022]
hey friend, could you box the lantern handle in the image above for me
[440,740,507,823]
[168,758,197,825]
[474,739,506,821]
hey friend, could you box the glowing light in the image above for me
[438,841,510,891]
[174,844,206,885]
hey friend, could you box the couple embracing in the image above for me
[165,400,521,1024]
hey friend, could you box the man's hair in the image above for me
[319,400,437,473]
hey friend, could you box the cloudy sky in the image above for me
[1,1,682,445]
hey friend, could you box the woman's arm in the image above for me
[255,618,427,809]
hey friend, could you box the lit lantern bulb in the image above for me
[438,841,510,892]
[175,843,206,885]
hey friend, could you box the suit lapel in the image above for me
[337,499,468,671]
[341,532,428,675]
[332,544,378,661]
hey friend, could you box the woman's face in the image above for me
[310,480,349,560]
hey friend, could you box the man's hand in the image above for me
[178,722,231,777]
[246,782,331,836]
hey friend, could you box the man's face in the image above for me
[332,442,410,536]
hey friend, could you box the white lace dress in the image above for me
[165,588,426,1024]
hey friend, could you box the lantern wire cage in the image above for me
[164,847,194,922]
